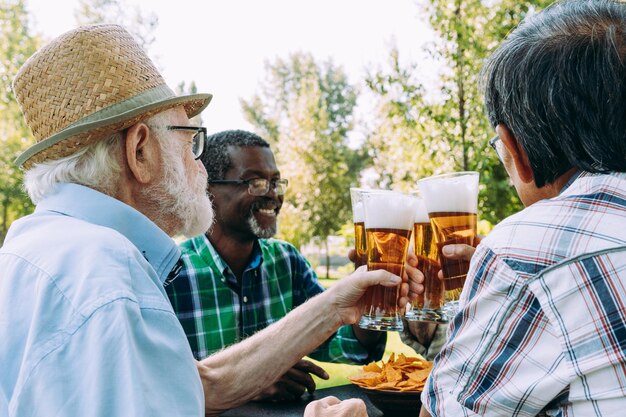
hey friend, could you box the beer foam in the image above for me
[414,198,429,223]
[418,172,478,214]
[350,188,369,222]
[352,201,364,222]
[363,192,418,229]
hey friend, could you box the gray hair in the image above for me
[23,112,173,204]
[201,130,270,181]
[481,0,626,187]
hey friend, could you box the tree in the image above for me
[0,0,40,244]
[241,52,363,278]
[74,0,158,51]
[365,0,553,225]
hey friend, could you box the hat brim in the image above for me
[16,88,212,169]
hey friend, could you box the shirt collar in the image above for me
[558,169,584,195]
[36,183,181,284]
[201,235,263,276]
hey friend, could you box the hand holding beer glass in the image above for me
[405,196,448,324]
[359,190,418,331]
[417,172,479,318]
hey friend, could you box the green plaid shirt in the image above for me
[166,234,385,363]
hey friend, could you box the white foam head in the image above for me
[414,197,429,223]
[352,201,364,222]
[350,187,369,222]
[418,172,479,214]
[363,191,418,230]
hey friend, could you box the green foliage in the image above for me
[242,53,364,256]
[0,0,39,244]
[364,0,552,224]
[74,0,158,51]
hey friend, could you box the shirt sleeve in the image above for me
[286,245,387,364]
[308,324,387,364]
[422,244,568,417]
[10,298,203,417]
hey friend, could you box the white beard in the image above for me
[141,148,214,238]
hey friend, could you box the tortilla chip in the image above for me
[348,352,433,392]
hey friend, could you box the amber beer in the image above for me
[418,172,479,314]
[350,188,368,269]
[364,227,412,317]
[353,222,367,268]
[413,222,444,311]
[359,190,418,331]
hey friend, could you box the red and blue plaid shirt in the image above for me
[424,171,626,416]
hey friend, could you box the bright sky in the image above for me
[25,0,436,136]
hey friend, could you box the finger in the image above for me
[404,263,424,286]
[319,396,341,407]
[406,252,419,267]
[293,359,329,380]
[399,282,422,307]
[303,397,341,416]
[276,377,308,399]
[337,398,368,415]
[406,276,423,302]
[348,248,356,263]
[285,367,317,394]
[441,244,476,261]
[402,263,424,302]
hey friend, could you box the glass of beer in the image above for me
[359,190,418,331]
[350,188,368,269]
[405,196,448,323]
[417,172,479,317]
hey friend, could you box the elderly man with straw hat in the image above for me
[0,25,421,417]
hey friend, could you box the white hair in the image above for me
[23,109,213,237]
[23,112,173,204]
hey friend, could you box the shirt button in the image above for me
[243,296,248,303]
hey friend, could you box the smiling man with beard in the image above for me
[166,129,387,401]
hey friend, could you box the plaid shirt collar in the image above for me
[200,235,263,289]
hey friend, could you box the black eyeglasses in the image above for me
[489,134,503,162]
[208,178,289,196]
[167,125,207,160]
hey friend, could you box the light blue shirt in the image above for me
[0,183,203,417]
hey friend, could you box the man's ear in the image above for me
[497,124,534,184]
[124,122,157,184]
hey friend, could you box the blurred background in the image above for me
[1,0,553,279]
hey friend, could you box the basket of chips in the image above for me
[348,353,432,416]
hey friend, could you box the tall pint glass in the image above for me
[359,190,418,331]
[405,196,448,323]
[418,172,479,317]
[350,188,368,269]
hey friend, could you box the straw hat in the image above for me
[12,24,212,169]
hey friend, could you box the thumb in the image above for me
[359,269,402,288]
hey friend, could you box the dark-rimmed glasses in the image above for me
[489,134,503,162]
[209,178,289,196]
[167,125,207,160]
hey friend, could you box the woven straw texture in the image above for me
[13,24,210,169]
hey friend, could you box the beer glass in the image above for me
[405,196,448,323]
[417,172,479,317]
[350,188,368,269]
[359,190,418,331]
